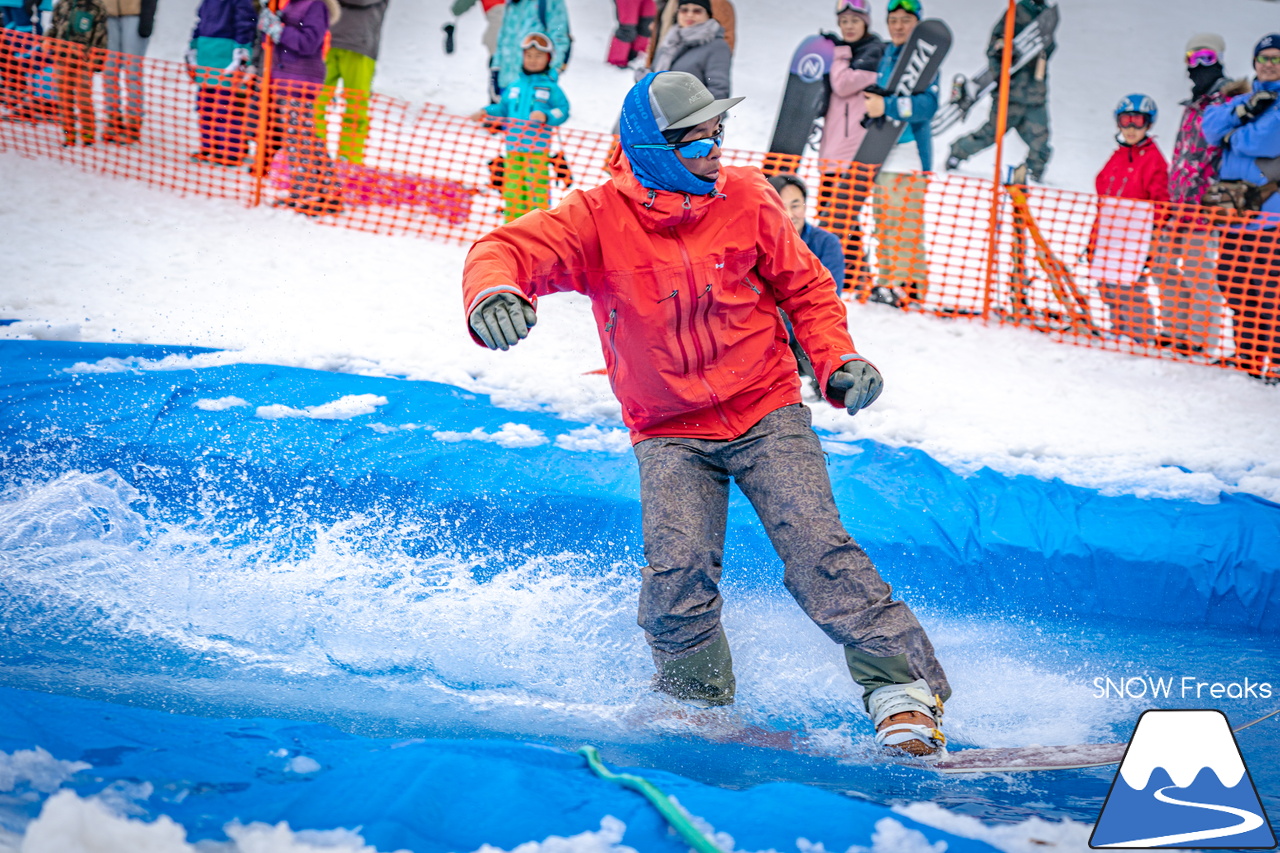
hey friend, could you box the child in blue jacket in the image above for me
[470,31,569,221]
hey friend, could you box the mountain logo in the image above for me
[1090,709,1276,849]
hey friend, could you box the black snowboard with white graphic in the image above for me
[931,4,1058,135]
[852,19,952,167]
[768,34,836,156]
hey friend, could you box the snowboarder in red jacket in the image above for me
[462,71,951,756]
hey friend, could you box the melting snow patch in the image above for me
[0,748,89,794]
[433,423,548,449]
[554,426,631,453]
[64,352,240,374]
[285,756,322,775]
[368,423,421,434]
[17,791,633,853]
[893,802,1095,853]
[256,394,388,421]
[195,396,249,411]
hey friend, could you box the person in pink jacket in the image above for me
[1090,94,1169,345]
[815,0,883,292]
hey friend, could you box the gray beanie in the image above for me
[1185,33,1225,57]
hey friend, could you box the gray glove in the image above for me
[827,360,884,415]
[1236,90,1277,123]
[469,292,537,351]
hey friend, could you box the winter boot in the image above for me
[606,34,634,68]
[652,630,736,708]
[123,117,142,144]
[868,679,946,757]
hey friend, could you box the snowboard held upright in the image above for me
[931,4,1058,135]
[852,19,952,168]
[768,34,836,157]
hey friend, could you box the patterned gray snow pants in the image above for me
[633,404,951,707]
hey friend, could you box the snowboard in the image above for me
[852,19,953,167]
[767,34,836,156]
[936,708,1280,775]
[633,700,1280,776]
[931,4,1059,135]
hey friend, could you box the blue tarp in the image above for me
[0,685,999,851]
[1,340,1277,631]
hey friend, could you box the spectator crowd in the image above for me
[0,0,1277,382]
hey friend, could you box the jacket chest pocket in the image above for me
[708,249,765,336]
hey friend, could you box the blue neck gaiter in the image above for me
[619,73,717,196]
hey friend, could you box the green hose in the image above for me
[577,746,725,853]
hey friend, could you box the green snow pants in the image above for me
[318,48,377,165]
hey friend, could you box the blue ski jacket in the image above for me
[801,222,846,292]
[876,40,939,172]
[1202,77,1280,223]
[483,67,569,153]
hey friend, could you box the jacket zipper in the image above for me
[656,289,688,375]
[671,228,727,425]
[605,308,620,379]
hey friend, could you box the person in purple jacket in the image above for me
[187,0,257,165]
[259,0,342,216]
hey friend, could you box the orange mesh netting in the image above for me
[3,31,1276,378]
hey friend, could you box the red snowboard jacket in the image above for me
[462,150,869,443]
[1095,136,1170,202]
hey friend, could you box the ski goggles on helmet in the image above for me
[632,128,724,158]
[1185,48,1220,68]
[835,0,871,15]
[887,0,922,16]
[521,32,553,53]
[1116,112,1151,129]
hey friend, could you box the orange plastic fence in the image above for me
[3,31,1277,381]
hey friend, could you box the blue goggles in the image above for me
[631,129,724,158]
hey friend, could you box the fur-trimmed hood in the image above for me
[321,0,340,26]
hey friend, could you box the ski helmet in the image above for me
[1114,94,1157,126]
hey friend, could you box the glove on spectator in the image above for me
[1236,90,1277,122]
[226,47,250,70]
[258,9,283,43]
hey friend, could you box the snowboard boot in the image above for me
[945,154,962,171]
[868,678,946,757]
[652,630,736,708]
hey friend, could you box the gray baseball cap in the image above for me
[647,72,744,132]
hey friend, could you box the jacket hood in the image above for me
[283,0,342,24]
[606,145,726,230]
[618,73,720,197]
[1224,78,1252,97]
